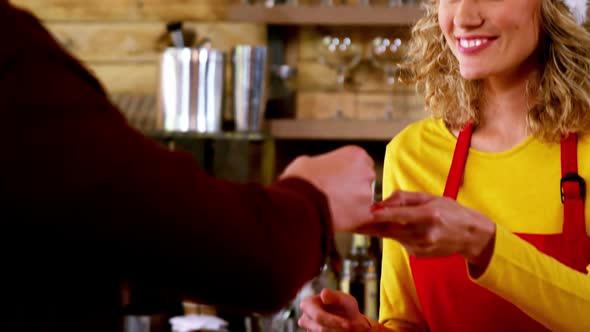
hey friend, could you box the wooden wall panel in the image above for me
[297,60,414,92]
[297,91,356,120]
[356,92,425,120]
[88,63,157,94]
[10,0,140,21]
[138,0,231,21]
[11,0,425,121]
[12,0,265,96]
[296,91,425,120]
[46,22,266,62]
[10,0,233,21]
[46,22,161,63]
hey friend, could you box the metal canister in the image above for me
[157,47,225,133]
[231,45,269,132]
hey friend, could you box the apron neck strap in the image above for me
[444,124,585,204]
[443,123,588,266]
[443,122,474,199]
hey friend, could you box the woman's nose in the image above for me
[453,0,484,29]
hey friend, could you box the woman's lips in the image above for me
[456,37,496,54]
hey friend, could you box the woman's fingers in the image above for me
[372,204,435,224]
[374,190,436,209]
[299,294,350,329]
[302,295,350,329]
[320,289,359,322]
[299,313,331,332]
[355,217,432,242]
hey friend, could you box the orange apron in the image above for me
[409,123,590,331]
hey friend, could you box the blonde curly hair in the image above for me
[402,0,590,142]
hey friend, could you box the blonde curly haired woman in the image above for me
[299,0,590,331]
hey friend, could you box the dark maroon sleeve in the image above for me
[0,3,332,312]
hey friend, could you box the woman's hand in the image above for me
[298,288,371,332]
[366,191,496,268]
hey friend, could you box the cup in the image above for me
[231,45,269,132]
[157,47,225,133]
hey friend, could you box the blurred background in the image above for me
[11,0,427,331]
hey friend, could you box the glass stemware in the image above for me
[368,36,408,119]
[317,34,362,118]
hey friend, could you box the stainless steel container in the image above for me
[231,45,269,132]
[124,314,167,332]
[157,47,225,133]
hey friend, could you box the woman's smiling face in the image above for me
[438,0,542,80]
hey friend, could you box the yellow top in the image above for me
[379,118,590,331]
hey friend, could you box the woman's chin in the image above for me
[459,68,487,81]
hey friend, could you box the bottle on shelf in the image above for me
[340,233,379,321]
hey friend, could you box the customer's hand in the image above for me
[299,289,371,332]
[281,145,375,233]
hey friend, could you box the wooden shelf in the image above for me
[226,4,424,26]
[268,119,417,140]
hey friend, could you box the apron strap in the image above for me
[560,133,588,268]
[445,125,588,265]
[443,122,474,199]
[560,133,584,204]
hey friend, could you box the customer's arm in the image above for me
[0,4,333,313]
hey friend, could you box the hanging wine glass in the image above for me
[317,34,362,118]
[368,36,408,119]
[369,36,407,85]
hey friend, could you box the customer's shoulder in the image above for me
[0,3,57,65]
[0,2,25,62]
